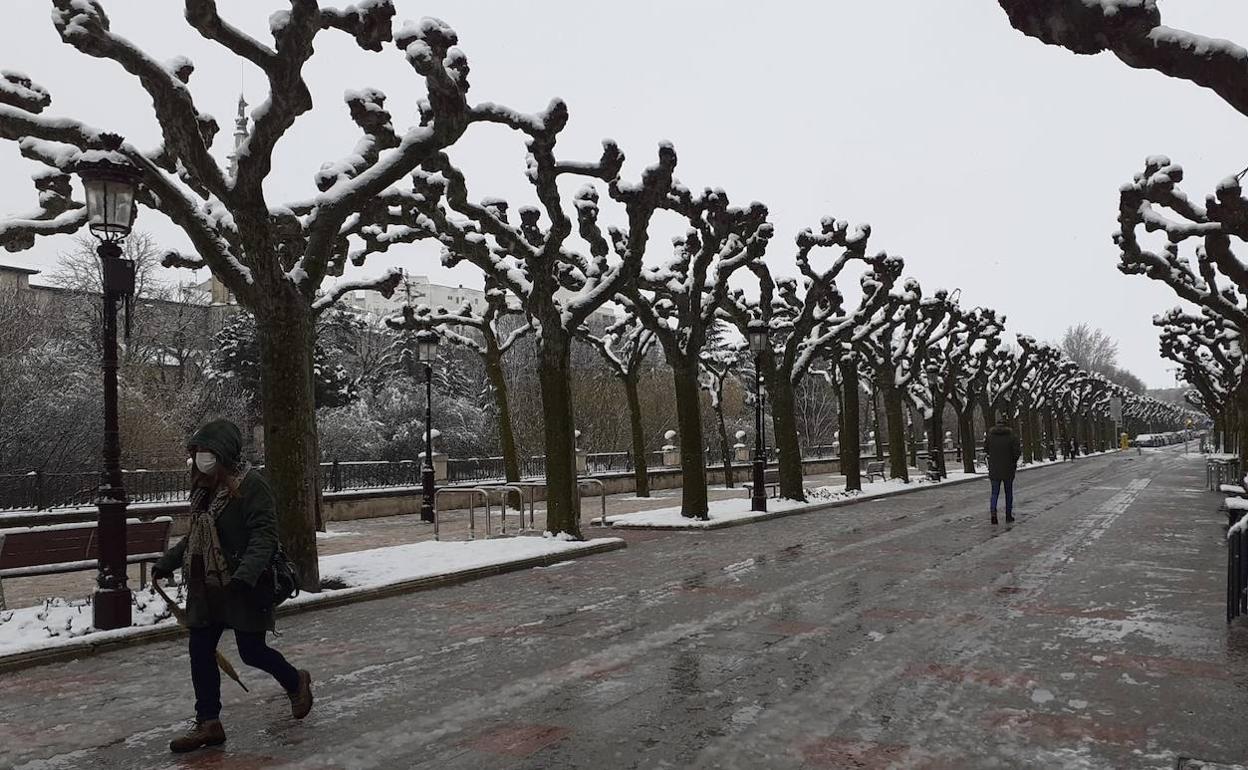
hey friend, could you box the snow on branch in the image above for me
[0,71,50,113]
[0,166,83,252]
[311,266,404,313]
[1116,156,1248,329]
[998,0,1248,117]
[51,0,229,200]
[577,309,656,379]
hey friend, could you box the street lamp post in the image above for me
[75,138,141,631]
[747,321,769,513]
[416,330,440,523]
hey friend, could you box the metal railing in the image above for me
[447,456,546,484]
[0,468,191,512]
[1,445,960,512]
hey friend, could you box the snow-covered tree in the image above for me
[623,187,772,519]
[997,3,1248,455]
[722,218,901,498]
[386,280,532,483]
[698,322,748,490]
[917,303,1004,476]
[1156,307,1240,449]
[209,310,357,411]
[0,3,513,586]
[1113,155,1248,453]
[856,277,949,481]
[578,310,658,497]
[394,127,681,535]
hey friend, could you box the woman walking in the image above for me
[151,419,313,753]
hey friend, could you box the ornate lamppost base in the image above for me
[420,467,436,523]
[751,459,767,512]
[93,587,131,630]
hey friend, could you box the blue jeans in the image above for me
[190,624,299,720]
[990,479,1014,514]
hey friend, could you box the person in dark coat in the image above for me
[152,419,313,753]
[984,419,1022,525]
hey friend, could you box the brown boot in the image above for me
[169,719,226,753]
[288,670,313,719]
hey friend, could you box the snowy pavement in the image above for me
[3,446,1245,769]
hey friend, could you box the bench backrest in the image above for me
[0,520,171,570]
[866,460,885,472]
[764,470,780,483]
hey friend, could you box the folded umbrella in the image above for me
[152,580,248,692]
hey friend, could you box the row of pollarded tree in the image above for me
[0,1,1205,588]
[390,200,1197,530]
[996,0,1248,455]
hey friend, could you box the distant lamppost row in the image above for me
[416,330,440,523]
[747,320,769,513]
[75,137,141,631]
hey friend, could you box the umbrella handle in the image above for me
[152,580,250,693]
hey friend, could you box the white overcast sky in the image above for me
[2,1,1247,387]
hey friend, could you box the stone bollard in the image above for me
[662,430,680,467]
[420,429,448,481]
[734,429,749,463]
[575,429,588,475]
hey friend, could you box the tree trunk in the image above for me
[714,398,734,489]
[907,405,919,470]
[1236,377,1248,478]
[537,328,581,537]
[623,373,650,498]
[881,381,909,481]
[928,395,947,478]
[959,405,976,474]
[871,384,883,459]
[768,366,805,501]
[981,398,997,430]
[484,352,520,484]
[1020,406,1034,464]
[255,295,321,591]
[840,359,862,492]
[672,358,709,519]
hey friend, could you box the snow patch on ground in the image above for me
[0,536,621,659]
[316,529,361,540]
[604,472,979,528]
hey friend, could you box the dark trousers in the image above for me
[190,624,299,721]
[990,478,1014,514]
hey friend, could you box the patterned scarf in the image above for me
[183,461,250,589]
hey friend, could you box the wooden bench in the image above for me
[864,460,886,483]
[743,469,781,498]
[0,517,172,610]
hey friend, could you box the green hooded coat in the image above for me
[155,419,277,633]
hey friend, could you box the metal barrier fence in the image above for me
[1229,516,1248,622]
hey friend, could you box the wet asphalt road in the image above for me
[3,447,1246,769]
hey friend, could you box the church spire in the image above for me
[227,93,249,178]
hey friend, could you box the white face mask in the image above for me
[194,451,218,475]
